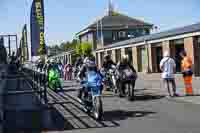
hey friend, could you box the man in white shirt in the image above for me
[160,51,177,97]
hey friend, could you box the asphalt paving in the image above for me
[55,80,200,133]
[3,74,200,133]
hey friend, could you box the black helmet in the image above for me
[89,56,95,62]
[104,54,111,61]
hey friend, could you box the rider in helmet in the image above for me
[37,59,43,72]
[116,55,137,96]
[77,56,97,81]
[77,55,100,99]
[116,55,136,77]
[102,54,116,71]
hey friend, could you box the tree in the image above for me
[59,39,78,52]
[81,42,92,56]
[75,42,92,57]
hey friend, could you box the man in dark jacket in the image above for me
[102,55,116,71]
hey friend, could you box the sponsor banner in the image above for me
[30,0,46,56]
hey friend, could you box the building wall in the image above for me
[184,37,194,62]
[147,44,153,72]
[132,46,138,71]
[93,32,200,77]
[193,36,200,76]
[80,27,151,51]
[112,50,116,63]
[162,40,170,56]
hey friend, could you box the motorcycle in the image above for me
[100,68,117,93]
[116,68,137,101]
[80,71,103,120]
[48,69,62,92]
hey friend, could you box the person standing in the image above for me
[180,50,193,96]
[63,63,68,80]
[67,64,73,80]
[160,51,177,97]
[58,60,63,78]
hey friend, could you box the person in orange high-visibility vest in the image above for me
[180,51,193,96]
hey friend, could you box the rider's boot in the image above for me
[78,88,83,99]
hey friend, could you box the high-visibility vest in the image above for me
[181,57,192,71]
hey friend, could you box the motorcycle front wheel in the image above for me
[93,96,103,120]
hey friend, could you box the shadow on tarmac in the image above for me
[134,94,165,101]
[103,110,156,121]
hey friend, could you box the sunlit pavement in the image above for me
[52,80,200,133]
[3,73,200,133]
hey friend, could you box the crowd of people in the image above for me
[36,59,73,80]
[35,49,193,98]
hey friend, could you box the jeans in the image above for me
[163,78,176,96]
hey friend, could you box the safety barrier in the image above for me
[21,67,48,104]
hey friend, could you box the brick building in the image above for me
[76,3,153,52]
[96,23,200,77]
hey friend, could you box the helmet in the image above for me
[83,57,89,64]
[50,59,54,63]
[122,55,128,63]
[89,56,95,62]
[46,59,50,64]
[104,54,111,61]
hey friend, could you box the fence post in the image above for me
[39,72,42,100]
[44,73,48,104]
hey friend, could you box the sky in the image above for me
[0,0,199,47]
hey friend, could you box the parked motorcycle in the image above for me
[48,69,62,92]
[80,71,103,120]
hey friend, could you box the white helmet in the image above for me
[50,59,54,63]
[83,57,89,64]
[122,55,128,60]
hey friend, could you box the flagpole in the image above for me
[100,19,104,47]
[96,19,99,46]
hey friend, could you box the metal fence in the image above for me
[22,67,48,104]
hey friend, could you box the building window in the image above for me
[115,49,121,63]
[118,31,126,39]
[112,32,117,41]
[197,36,200,48]
[125,47,133,65]
[145,29,150,34]
[103,31,113,39]
[173,39,184,45]
[87,33,93,43]
[100,52,104,67]
[171,39,184,72]
[127,31,135,38]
